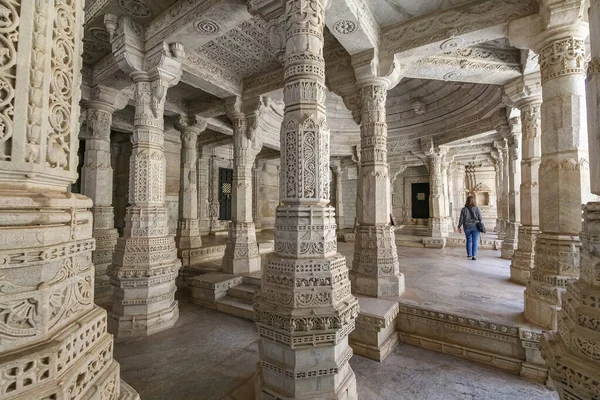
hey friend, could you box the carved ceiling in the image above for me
[370,0,472,26]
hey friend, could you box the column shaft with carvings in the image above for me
[494,154,505,236]
[331,159,345,231]
[175,117,206,269]
[222,98,262,274]
[506,74,542,284]
[198,146,211,234]
[109,70,182,338]
[0,1,136,398]
[425,147,451,247]
[524,15,591,330]
[352,80,404,297]
[501,119,522,259]
[541,2,600,398]
[253,0,359,397]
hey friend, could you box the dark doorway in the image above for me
[218,167,233,220]
[411,182,430,219]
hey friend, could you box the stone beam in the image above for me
[189,98,226,118]
[436,122,496,146]
[325,0,379,55]
[382,0,538,63]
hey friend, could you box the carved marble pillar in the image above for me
[253,0,358,397]
[253,159,263,231]
[524,16,591,330]
[541,3,600,398]
[426,148,451,242]
[175,116,206,269]
[352,80,404,297]
[501,119,522,259]
[493,154,505,236]
[108,65,182,338]
[506,75,542,284]
[222,98,263,274]
[0,1,136,398]
[198,146,211,235]
[441,158,452,230]
[81,99,119,307]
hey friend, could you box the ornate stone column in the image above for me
[175,116,206,268]
[351,79,405,296]
[501,118,522,259]
[523,5,591,330]
[252,0,359,397]
[222,97,263,274]
[0,1,136,398]
[493,152,505,236]
[542,3,600,396]
[253,159,263,231]
[198,146,211,235]
[105,16,184,337]
[494,139,510,238]
[505,75,542,284]
[332,159,345,230]
[81,86,128,307]
[423,142,451,247]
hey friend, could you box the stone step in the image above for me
[215,296,254,321]
[227,284,259,302]
[243,272,262,286]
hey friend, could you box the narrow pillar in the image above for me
[332,160,345,230]
[82,94,121,307]
[175,116,206,268]
[222,97,263,274]
[253,159,263,231]
[501,118,522,259]
[505,75,542,284]
[198,146,211,234]
[0,1,135,397]
[106,31,183,337]
[493,152,505,236]
[253,0,359,397]
[542,3,600,395]
[424,145,451,247]
[524,13,591,330]
[352,79,405,297]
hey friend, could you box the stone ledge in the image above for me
[189,272,245,307]
[397,304,548,383]
[350,297,400,362]
[119,380,141,400]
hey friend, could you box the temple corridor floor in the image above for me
[113,294,556,400]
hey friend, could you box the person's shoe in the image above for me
[471,257,477,260]
[467,255,472,258]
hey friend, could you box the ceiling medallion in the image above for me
[88,27,110,42]
[334,20,357,35]
[118,0,152,18]
[194,20,220,35]
[440,37,464,52]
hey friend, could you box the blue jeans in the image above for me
[465,226,480,257]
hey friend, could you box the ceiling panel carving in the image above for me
[370,0,473,26]
[194,16,280,79]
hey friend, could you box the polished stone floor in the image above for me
[114,294,557,400]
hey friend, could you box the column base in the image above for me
[510,225,539,285]
[423,237,447,248]
[428,217,451,238]
[352,224,404,297]
[91,221,118,307]
[1,307,124,400]
[222,222,261,274]
[350,297,400,362]
[109,232,181,338]
[523,233,580,330]
[501,222,519,259]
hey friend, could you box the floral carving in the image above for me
[0,0,19,161]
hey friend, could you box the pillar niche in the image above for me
[352,80,404,296]
[175,116,206,268]
[222,97,263,275]
[541,2,600,398]
[506,75,542,285]
[253,0,359,398]
[524,12,591,330]
[107,55,183,338]
[424,144,451,246]
[0,1,136,398]
[501,118,522,260]
[81,87,127,307]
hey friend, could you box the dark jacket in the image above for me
[458,206,482,230]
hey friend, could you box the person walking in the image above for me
[457,195,485,260]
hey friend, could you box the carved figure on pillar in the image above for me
[175,115,207,269]
[250,0,359,397]
[81,85,129,307]
[105,14,184,338]
[0,1,137,398]
[541,1,600,399]
[222,96,265,275]
[505,74,542,284]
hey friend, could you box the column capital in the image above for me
[504,73,542,109]
[175,115,208,139]
[351,49,403,90]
